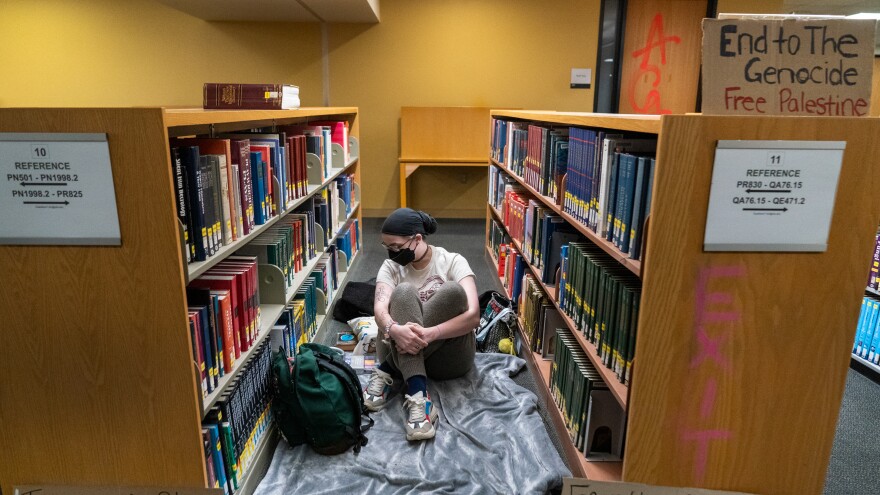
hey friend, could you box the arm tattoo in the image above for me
[376,285,389,303]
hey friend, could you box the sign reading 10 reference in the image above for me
[0,133,121,245]
[704,140,844,252]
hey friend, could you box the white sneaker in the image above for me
[363,368,394,412]
[403,391,439,441]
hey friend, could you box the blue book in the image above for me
[206,424,231,495]
[868,302,880,363]
[178,146,208,261]
[644,158,657,226]
[249,151,266,225]
[629,157,654,260]
[862,300,880,358]
[619,154,640,254]
[545,230,579,285]
[855,298,870,354]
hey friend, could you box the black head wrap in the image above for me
[381,208,438,237]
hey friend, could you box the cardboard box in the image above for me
[701,16,875,116]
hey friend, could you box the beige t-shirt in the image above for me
[376,246,474,302]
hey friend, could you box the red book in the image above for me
[212,290,236,372]
[205,267,250,352]
[192,274,243,358]
[224,256,260,344]
[203,83,300,110]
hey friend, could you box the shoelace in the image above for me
[366,371,393,396]
[404,394,428,423]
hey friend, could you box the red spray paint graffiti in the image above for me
[627,13,681,114]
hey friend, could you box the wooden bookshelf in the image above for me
[487,110,880,495]
[0,107,362,495]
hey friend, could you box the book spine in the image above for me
[218,157,234,244]
[170,148,191,262]
[181,147,208,261]
[199,157,218,256]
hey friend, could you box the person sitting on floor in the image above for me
[363,207,481,441]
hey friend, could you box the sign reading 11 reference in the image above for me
[0,133,121,245]
[704,140,844,252]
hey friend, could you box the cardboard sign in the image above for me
[701,17,875,116]
[561,479,755,495]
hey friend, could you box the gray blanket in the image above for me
[255,353,571,495]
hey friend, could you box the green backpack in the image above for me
[271,343,374,455]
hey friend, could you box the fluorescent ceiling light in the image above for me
[848,13,880,19]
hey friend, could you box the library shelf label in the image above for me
[561,479,755,495]
[0,133,121,246]
[14,487,222,495]
[702,17,875,117]
[703,140,844,252]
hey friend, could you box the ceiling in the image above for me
[155,0,380,22]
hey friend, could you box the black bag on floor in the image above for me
[332,281,376,322]
[475,290,518,355]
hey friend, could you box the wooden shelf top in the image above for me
[399,157,487,164]
[490,110,661,134]
[162,107,359,128]
[492,160,641,277]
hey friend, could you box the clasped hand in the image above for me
[391,322,438,355]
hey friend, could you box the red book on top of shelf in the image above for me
[203,83,300,110]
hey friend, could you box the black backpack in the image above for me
[271,343,374,455]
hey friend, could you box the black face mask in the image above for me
[387,247,416,266]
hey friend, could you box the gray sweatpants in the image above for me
[378,281,476,381]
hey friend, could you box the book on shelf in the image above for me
[868,230,880,291]
[171,137,286,264]
[551,327,625,458]
[490,119,657,262]
[311,120,351,163]
[558,242,641,385]
[203,83,300,110]
[520,273,548,351]
[203,340,275,490]
[488,219,510,262]
[854,296,880,363]
[278,124,335,180]
[188,257,261,397]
